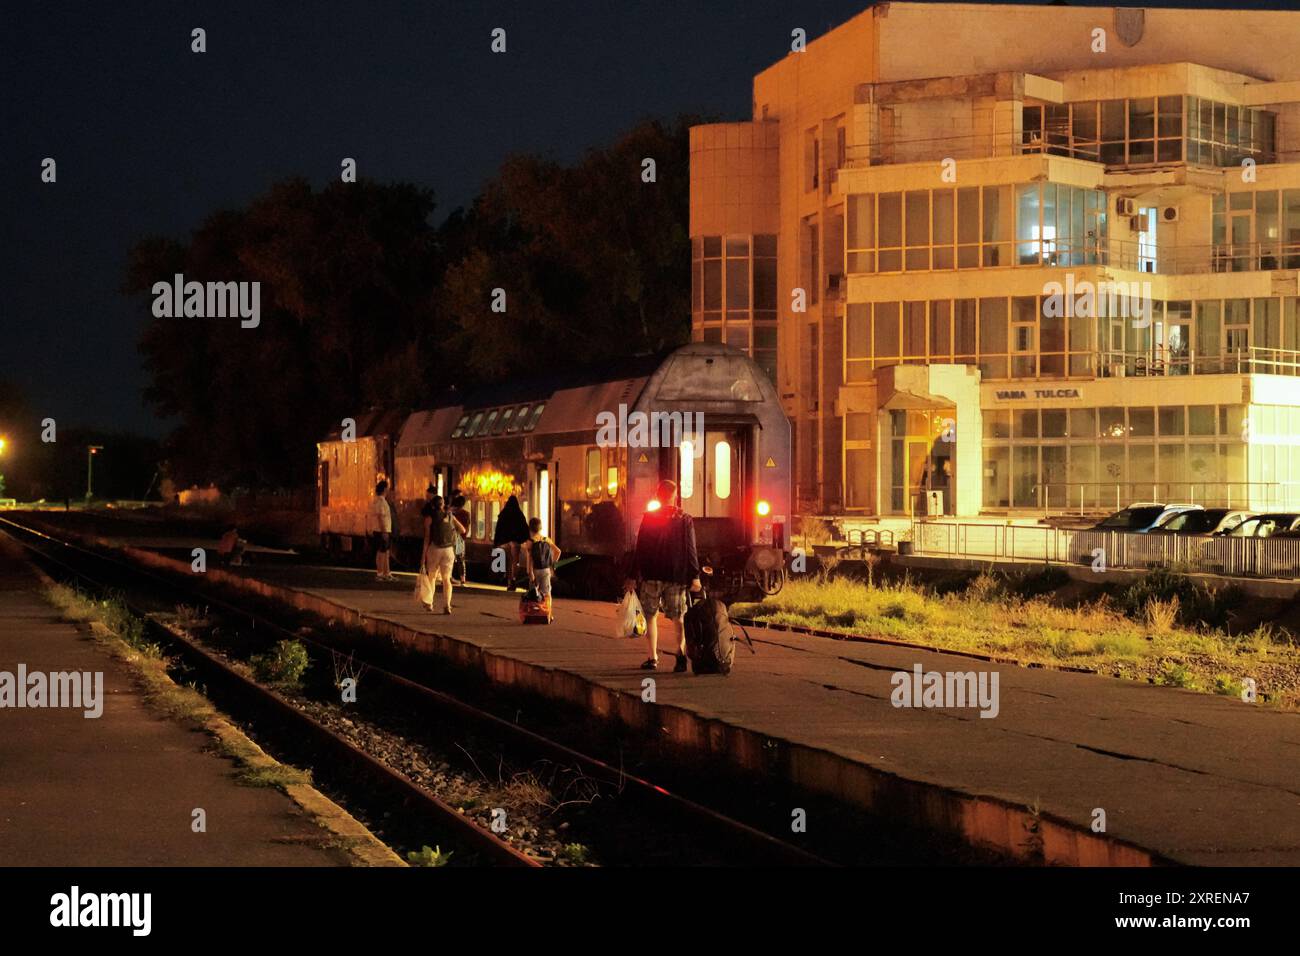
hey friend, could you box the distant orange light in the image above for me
[756,499,771,517]
[646,499,662,512]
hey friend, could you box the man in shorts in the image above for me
[623,478,701,671]
[371,480,394,581]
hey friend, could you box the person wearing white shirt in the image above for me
[370,480,395,581]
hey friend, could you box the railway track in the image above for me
[2,516,832,867]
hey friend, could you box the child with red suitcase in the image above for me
[520,518,560,624]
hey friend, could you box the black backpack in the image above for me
[432,513,456,548]
[530,537,553,570]
[683,591,752,675]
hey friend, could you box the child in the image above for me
[522,517,560,606]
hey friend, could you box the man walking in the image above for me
[624,478,701,671]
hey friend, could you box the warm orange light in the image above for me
[646,499,662,512]
[457,464,521,501]
[0,437,7,455]
[756,499,771,517]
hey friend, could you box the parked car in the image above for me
[1149,508,1254,536]
[1218,513,1300,538]
[1090,502,1203,533]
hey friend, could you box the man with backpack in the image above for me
[623,478,701,672]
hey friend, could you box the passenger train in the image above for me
[316,343,791,598]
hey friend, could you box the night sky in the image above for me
[1,0,1285,436]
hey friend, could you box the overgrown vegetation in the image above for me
[731,567,1300,706]
[250,639,311,687]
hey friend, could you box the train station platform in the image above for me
[17,515,1300,866]
[0,538,391,866]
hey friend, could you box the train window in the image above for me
[524,403,545,431]
[606,465,619,497]
[585,449,601,498]
[491,408,510,434]
[715,441,732,499]
[451,414,470,438]
[466,411,485,437]
[506,406,528,434]
[482,410,500,435]
[680,439,696,498]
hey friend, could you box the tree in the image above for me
[129,116,700,490]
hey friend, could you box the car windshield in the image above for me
[1098,506,1164,529]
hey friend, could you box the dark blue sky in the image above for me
[1,0,1287,435]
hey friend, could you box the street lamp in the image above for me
[86,445,104,501]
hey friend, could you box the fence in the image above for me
[910,521,1300,579]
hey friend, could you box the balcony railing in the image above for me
[1094,347,1300,378]
[1107,239,1300,275]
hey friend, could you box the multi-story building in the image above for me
[689,2,1300,518]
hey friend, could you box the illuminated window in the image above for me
[606,465,619,497]
[585,448,601,497]
[507,406,528,434]
[680,440,695,498]
[466,412,485,437]
[451,414,470,439]
[496,407,515,434]
[715,441,731,499]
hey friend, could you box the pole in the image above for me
[86,445,103,501]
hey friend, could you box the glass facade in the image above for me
[691,234,777,379]
[845,296,1300,382]
[982,402,1300,511]
[1022,96,1276,167]
[1212,189,1300,271]
[846,183,1107,274]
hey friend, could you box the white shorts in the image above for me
[425,545,454,580]
[533,567,553,599]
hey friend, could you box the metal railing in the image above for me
[1093,347,1300,378]
[1107,239,1300,275]
[910,521,1300,578]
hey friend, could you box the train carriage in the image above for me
[319,344,791,598]
[316,408,406,552]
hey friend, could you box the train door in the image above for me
[678,427,747,550]
[530,463,552,537]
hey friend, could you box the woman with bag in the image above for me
[419,488,466,614]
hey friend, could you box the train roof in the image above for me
[396,343,778,447]
[320,407,407,443]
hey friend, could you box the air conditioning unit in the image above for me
[1162,206,1180,223]
[1132,215,1147,232]
[1117,197,1137,216]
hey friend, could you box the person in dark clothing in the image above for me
[450,494,471,585]
[623,478,701,671]
[493,494,530,590]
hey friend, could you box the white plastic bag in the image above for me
[414,570,434,608]
[614,591,646,638]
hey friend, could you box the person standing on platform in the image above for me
[451,494,471,585]
[623,478,701,672]
[421,490,466,614]
[493,494,530,590]
[371,480,395,582]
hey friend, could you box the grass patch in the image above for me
[732,572,1300,705]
